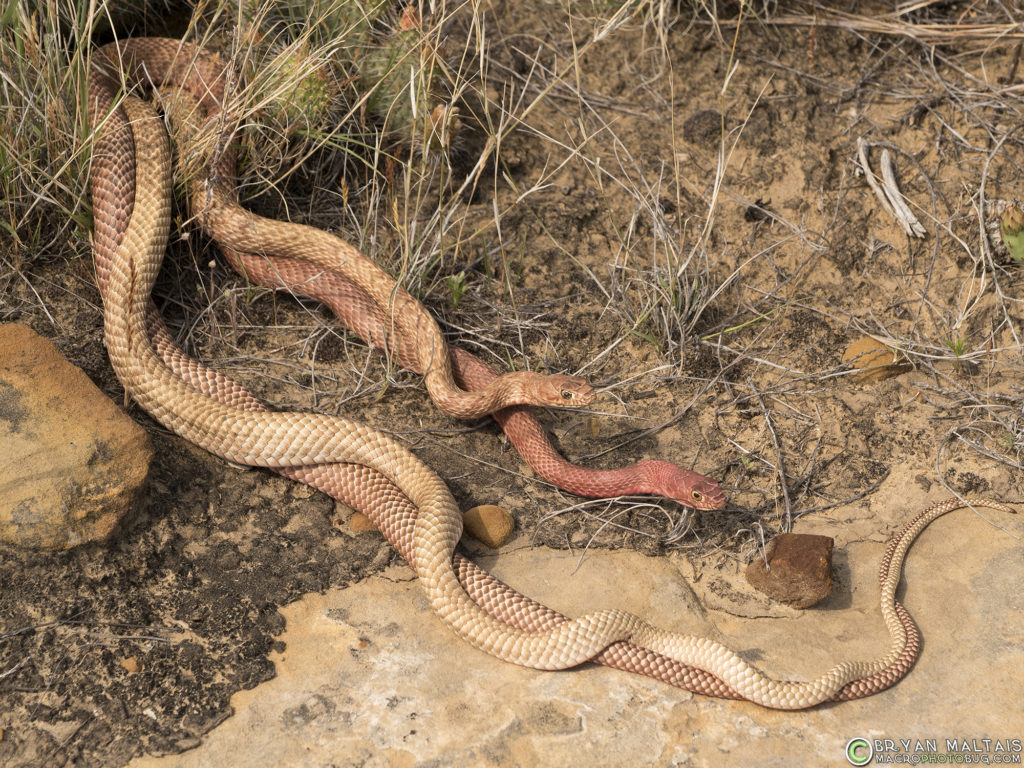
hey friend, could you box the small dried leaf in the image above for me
[841,337,908,384]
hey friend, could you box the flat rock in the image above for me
[0,323,153,550]
[745,532,834,608]
[126,504,1023,767]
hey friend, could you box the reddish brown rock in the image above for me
[0,324,153,550]
[745,532,834,608]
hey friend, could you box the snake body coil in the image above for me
[89,38,1014,709]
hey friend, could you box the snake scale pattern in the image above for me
[87,37,1014,709]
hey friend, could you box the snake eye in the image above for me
[561,390,574,400]
[691,491,703,501]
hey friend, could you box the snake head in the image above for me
[540,375,595,408]
[644,461,726,510]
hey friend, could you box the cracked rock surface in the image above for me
[130,487,1023,768]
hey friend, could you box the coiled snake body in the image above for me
[88,38,1015,709]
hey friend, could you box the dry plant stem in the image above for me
[750,380,793,530]
[975,128,1024,357]
[857,139,924,238]
[712,7,1024,43]
[878,149,926,238]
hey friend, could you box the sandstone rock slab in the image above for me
[127,496,1023,768]
[0,323,153,549]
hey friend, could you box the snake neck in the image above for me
[562,461,689,500]
[547,461,652,499]
[426,370,554,419]
[554,460,723,509]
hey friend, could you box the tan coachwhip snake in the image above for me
[88,38,1015,708]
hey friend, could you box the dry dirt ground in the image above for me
[2,3,1022,766]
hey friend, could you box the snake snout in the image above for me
[552,375,595,406]
[689,480,727,511]
[649,462,727,510]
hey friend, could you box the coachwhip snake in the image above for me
[88,38,1015,708]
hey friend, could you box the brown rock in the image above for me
[0,324,154,550]
[348,512,378,533]
[463,505,514,548]
[841,336,910,384]
[745,533,834,608]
